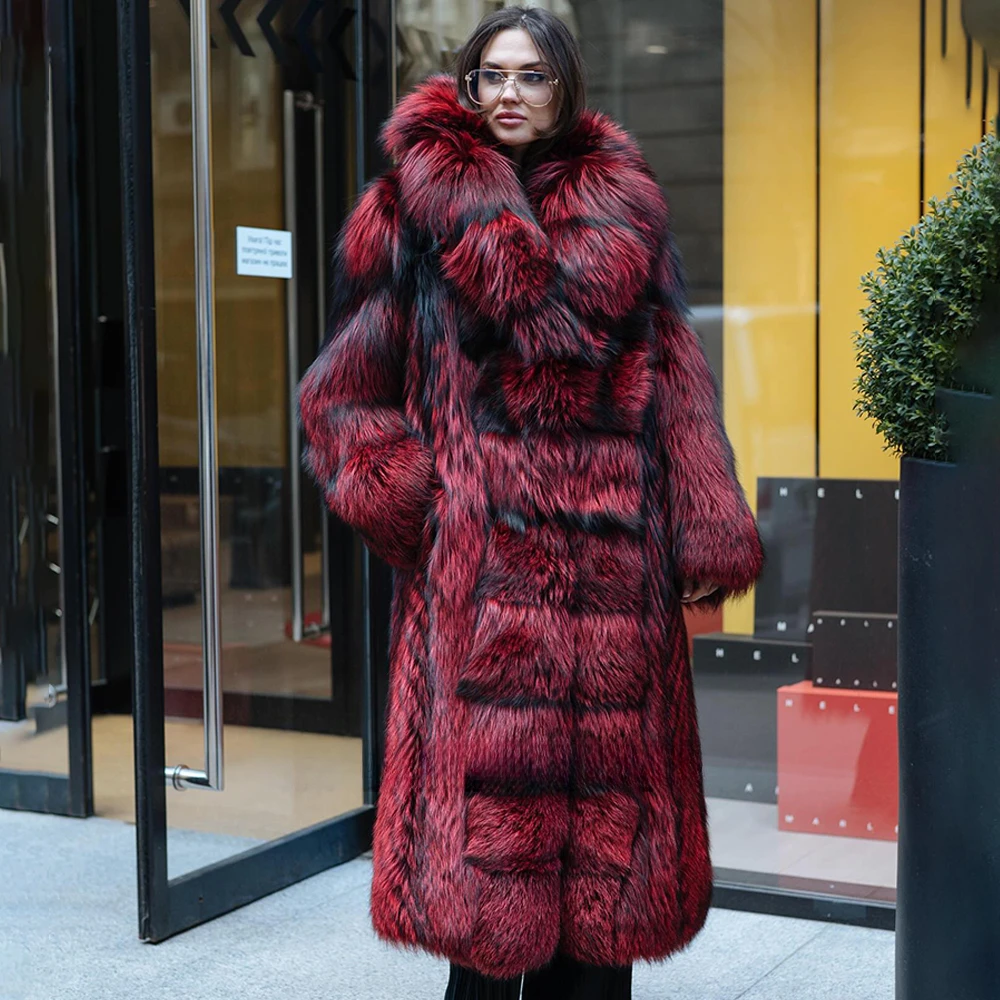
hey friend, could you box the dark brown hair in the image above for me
[453,6,587,140]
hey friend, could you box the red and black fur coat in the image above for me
[299,74,763,977]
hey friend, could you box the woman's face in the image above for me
[477,28,559,154]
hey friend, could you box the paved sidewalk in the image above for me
[0,810,894,1000]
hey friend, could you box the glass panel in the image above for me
[102,0,363,873]
[0,33,70,779]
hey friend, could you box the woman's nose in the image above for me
[499,78,520,101]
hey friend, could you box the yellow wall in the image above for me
[817,0,921,481]
[722,0,999,633]
[722,0,818,634]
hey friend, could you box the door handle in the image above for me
[315,103,331,632]
[284,91,331,641]
[166,0,223,793]
[284,89,306,643]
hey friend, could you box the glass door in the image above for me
[118,0,392,939]
[0,0,92,818]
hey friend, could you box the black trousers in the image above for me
[445,953,632,1000]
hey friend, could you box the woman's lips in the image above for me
[495,113,526,125]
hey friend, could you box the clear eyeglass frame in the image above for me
[464,69,560,109]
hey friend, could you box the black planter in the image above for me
[897,454,1000,999]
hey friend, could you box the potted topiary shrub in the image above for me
[855,131,1000,1000]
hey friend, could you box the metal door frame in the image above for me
[118,0,393,941]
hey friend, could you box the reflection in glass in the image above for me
[0,38,70,779]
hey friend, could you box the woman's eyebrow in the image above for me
[481,60,545,69]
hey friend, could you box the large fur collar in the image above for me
[379,75,672,364]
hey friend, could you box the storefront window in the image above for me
[395,0,1000,900]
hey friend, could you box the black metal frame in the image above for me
[81,0,133,720]
[713,869,895,930]
[119,0,392,941]
[0,0,93,819]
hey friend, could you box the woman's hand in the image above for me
[681,579,720,604]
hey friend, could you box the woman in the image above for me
[299,7,763,999]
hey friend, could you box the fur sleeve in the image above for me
[652,240,763,609]
[298,173,438,570]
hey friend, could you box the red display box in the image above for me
[777,680,898,842]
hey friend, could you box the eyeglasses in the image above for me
[464,69,560,108]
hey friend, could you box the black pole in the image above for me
[48,0,94,822]
[117,0,170,941]
[80,0,132,716]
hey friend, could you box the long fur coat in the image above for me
[299,74,764,977]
